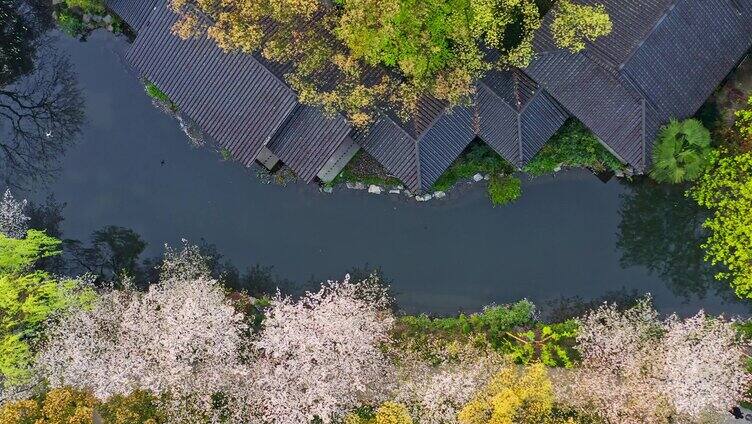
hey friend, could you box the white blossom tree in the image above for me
[564,298,751,423]
[0,189,29,238]
[660,311,750,419]
[252,275,395,424]
[38,272,249,421]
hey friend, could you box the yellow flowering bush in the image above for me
[458,364,554,424]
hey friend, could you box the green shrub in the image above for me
[504,320,580,368]
[488,175,522,206]
[56,9,86,37]
[650,118,714,183]
[144,81,176,110]
[689,152,752,298]
[220,147,233,161]
[393,301,536,352]
[524,119,623,176]
[64,0,105,14]
[393,300,580,367]
[433,142,514,192]
[332,151,403,187]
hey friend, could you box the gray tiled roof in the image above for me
[121,1,355,179]
[477,70,569,166]
[106,0,161,33]
[267,105,351,182]
[355,99,476,192]
[528,0,752,171]
[112,0,752,189]
[125,3,300,167]
[353,117,420,190]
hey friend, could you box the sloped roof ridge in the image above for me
[175,3,295,98]
[478,81,525,115]
[615,0,679,70]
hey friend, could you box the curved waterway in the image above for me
[26,31,750,316]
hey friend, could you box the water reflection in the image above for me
[0,0,83,188]
[615,178,735,302]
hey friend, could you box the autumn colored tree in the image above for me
[0,387,97,424]
[0,388,166,424]
[171,0,611,126]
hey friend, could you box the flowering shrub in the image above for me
[458,363,554,424]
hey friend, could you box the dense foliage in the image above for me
[0,196,748,424]
[650,118,715,184]
[735,96,752,143]
[689,152,752,298]
[458,364,554,424]
[0,387,165,424]
[549,0,611,53]
[433,144,513,192]
[0,230,94,391]
[393,301,578,368]
[143,81,176,111]
[64,0,105,14]
[564,298,749,423]
[488,175,522,206]
[523,120,623,176]
[171,0,611,126]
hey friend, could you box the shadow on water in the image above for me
[0,1,84,189]
[7,28,751,317]
[614,177,738,303]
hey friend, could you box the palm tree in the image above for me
[650,118,714,184]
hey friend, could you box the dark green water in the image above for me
[17,30,750,316]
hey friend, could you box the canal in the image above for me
[18,30,750,316]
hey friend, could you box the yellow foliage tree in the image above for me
[458,364,554,424]
[345,402,414,424]
[0,387,97,424]
[550,0,612,53]
[375,402,413,424]
[0,388,165,424]
[170,0,612,127]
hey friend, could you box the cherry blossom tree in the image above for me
[38,272,249,421]
[252,275,395,424]
[660,311,750,419]
[0,189,29,238]
[564,298,751,423]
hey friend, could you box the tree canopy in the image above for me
[650,119,715,184]
[0,230,95,389]
[172,0,611,126]
[689,152,752,298]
